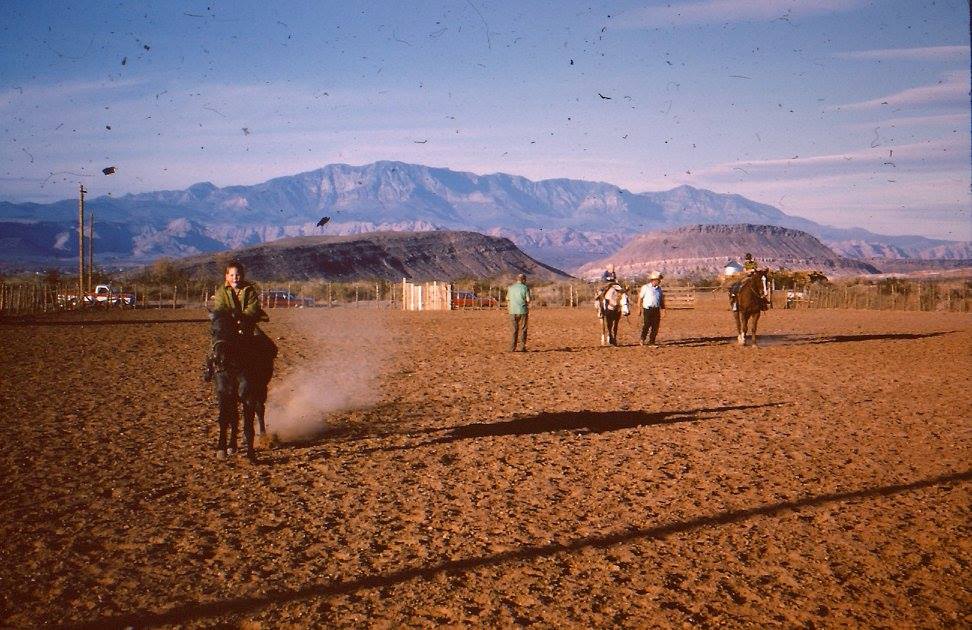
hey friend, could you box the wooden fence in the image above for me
[790,282,971,312]
[402,280,452,311]
[0,282,203,316]
[662,286,697,309]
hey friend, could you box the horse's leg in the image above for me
[256,397,266,436]
[227,377,240,454]
[215,375,232,458]
[242,400,257,461]
[239,373,258,461]
[750,311,760,348]
[735,310,745,345]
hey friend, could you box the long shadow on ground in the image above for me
[0,317,209,327]
[663,331,953,347]
[66,469,972,630]
[363,403,784,454]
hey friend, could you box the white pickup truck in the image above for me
[85,284,137,306]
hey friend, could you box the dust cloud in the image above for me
[264,310,393,443]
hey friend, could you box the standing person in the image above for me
[638,271,665,346]
[507,273,531,352]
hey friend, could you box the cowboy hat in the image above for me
[649,271,664,280]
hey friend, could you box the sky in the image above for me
[0,0,969,240]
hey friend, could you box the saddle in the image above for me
[728,277,769,311]
[596,283,627,318]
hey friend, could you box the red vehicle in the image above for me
[451,290,497,309]
[263,289,315,308]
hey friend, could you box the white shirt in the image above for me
[639,283,663,309]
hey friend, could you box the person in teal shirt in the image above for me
[506,273,531,352]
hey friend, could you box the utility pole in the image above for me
[78,184,86,304]
[87,210,94,293]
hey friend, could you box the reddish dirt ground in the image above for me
[1,304,970,628]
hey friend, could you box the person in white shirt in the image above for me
[638,271,665,346]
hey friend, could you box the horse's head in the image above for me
[753,269,769,296]
[208,310,246,372]
[210,310,240,343]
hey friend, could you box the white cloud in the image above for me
[619,0,870,27]
[698,137,969,181]
[0,78,147,111]
[842,112,970,131]
[834,45,970,61]
[684,139,971,239]
[836,70,970,111]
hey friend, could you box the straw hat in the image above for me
[649,271,664,280]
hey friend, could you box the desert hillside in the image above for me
[162,230,572,282]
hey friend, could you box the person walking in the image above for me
[638,271,665,346]
[507,273,531,352]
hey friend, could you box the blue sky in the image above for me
[1,0,969,239]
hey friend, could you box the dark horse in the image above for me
[205,311,277,461]
[731,269,768,347]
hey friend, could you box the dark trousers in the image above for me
[510,313,528,350]
[641,307,661,343]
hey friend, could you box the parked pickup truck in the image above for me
[263,289,315,308]
[451,290,497,309]
[85,284,137,306]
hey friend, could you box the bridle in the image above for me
[743,272,766,301]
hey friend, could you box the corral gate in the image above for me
[663,286,696,309]
[402,279,453,311]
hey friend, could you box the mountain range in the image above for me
[1,160,968,272]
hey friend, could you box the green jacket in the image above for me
[212,282,262,325]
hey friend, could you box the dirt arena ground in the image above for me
[1,303,969,628]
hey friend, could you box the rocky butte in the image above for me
[578,224,879,279]
[160,230,572,283]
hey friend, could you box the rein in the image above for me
[741,274,766,304]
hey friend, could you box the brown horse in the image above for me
[732,269,768,347]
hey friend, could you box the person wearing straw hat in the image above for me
[638,271,665,346]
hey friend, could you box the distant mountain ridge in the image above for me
[0,160,967,271]
[577,224,879,279]
[158,230,571,282]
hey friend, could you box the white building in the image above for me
[723,260,744,276]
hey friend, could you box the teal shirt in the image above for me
[507,282,530,315]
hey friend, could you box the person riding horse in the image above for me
[207,260,272,462]
[595,266,630,346]
[743,252,758,274]
[730,253,769,312]
[213,261,263,336]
